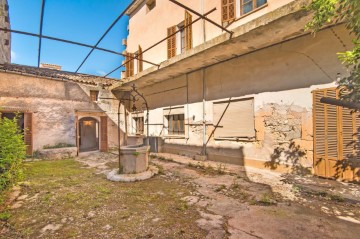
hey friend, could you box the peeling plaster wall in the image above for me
[0,72,122,151]
[127,25,350,169]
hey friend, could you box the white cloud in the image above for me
[11,50,17,61]
[96,70,106,76]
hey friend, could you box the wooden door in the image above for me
[100,116,108,152]
[79,117,98,152]
[313,88,360,180]
[24,113,33,156]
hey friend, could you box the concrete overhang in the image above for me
[112,0,316,91]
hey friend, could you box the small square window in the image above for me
[90,90,99,102]
[146,0,156,12]
[166,114,185,135]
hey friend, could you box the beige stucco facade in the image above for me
[125,0,297,73]
[114,0,357,178]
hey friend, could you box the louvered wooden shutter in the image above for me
[313,89,338,177]
[75,116,79,155]
[167,26,176,59]
[125,53,134,77]
[125,53,130,77]
[24,113,33,156]
[129,53,134,76]
[138,45,143,72]
[222,0,235,23]
[100,116,108,152]
[213,98,255,138]
[313,88,360,180]
[184,11,192,50]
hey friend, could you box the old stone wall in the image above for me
[0,71,122,151]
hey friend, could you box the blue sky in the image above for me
[8,0,132,78]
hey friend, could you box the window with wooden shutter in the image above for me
[90,90,99,102]
[24,113,33,156]
[213,98,255,139]
[138,45,143,73]
[184,11,192,50]
[313,88,360,180]
[167,26,176,59]
[125,53,134,77]
[100,116,108,152]
[222,0,235,23]
[164,107,185,135]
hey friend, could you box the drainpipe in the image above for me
[117,100,121,171]
[186,74,190,140]
[202,68,206,156]
[201,0,206,42]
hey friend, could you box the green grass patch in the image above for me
[1,159,206,238]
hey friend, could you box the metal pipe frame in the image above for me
[169,0,233,36]
[104,7,217,77]
[0,28,159,69]
[37,0,46,67]
[75,2,133,73]
[321,97,360,110]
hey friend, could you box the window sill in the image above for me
[163,135,186,139]
[214,137,256,142]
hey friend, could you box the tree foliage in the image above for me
[306,0,360,101]
[0,116,26,191]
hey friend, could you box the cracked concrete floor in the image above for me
[68,152,360,238]
[150,156,360,239]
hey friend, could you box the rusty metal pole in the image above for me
[118,100,121,172]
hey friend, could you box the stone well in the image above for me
[119,145,150,174]
[107,145,158,182]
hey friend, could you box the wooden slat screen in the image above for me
[213,98,255,139]
[326,90,338,158]
[24,113,33,156]
[138,45,143,73]
[125,53,134,77]
[184,11,192,50]
[313,88,360,180]
[100,116,108,152]
[222,0,235,23]
[75,116,79,155]
[167,26,176,59]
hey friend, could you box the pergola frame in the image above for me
[6,0,234,79]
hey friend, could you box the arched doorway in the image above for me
[79,117,99,152]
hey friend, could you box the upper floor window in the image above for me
[90,90,99,102]
[146,0,156,12]
[241,0,267,15]
[222,0,267,23]
[178,23,186,54]
[222,0,236,23]
[167,11,192,59]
